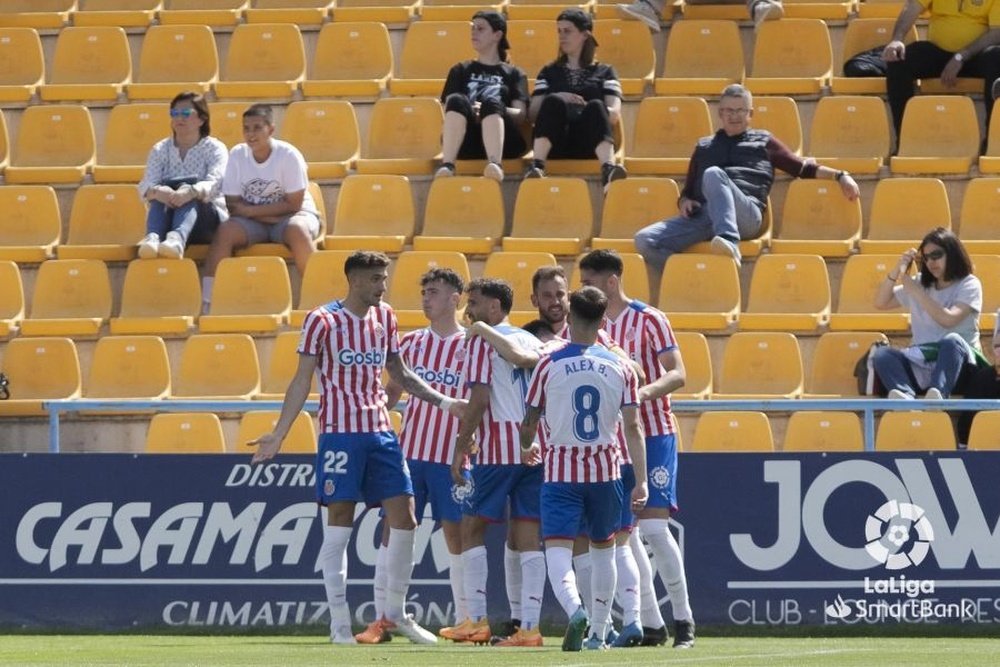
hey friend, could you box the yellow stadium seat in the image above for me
[739,253,831,332]
[291,250,352,327]
[806,331,889,396]
[691,411,774,452]
[72,0,160,27]
[0,337,80,417]
[303,22,392,99]
[245,0,332,24]
[0,27,44,103]
[199,257,292,334]
[110,259,201,336]
[507,0,594,20]
[324,175,414,253]
[207,102,248,150]
[593,20,655,96]
[280,101,359,180]
[746,19,832,95]
[0,111,7,171]
[145,413,226,453]
[968,411,1000,450]
[859,177,950,254]
[832,19,917,94]
[93,102,170,183]
[332,0,420,23]
[158,0,248,26]
[858,0,911,18]
[414,177,504,255]
[771,179,862,257]
[391,21,475,96]
[421,0,504,20]
[86,335,170,400]
[979,112,1000,174]
[655,19,743,96]
[0,185,60,262]
[673,331,712,399]
[0,0,75,29]
[6,104,95,184]
[389,250,472,328]
[569,251,650,303]
[972,254,1000,332]
[389,409,403,431]
[715,332,804,398]
[685,197,773,258]
[876,411,956,451]
[658,253,740,331]
[482,251,558,323]
[233,182,326,261]
[127,25,218,100]
[807,95,890,175]
[356,97,443,175]
[261,330,318,400]
[782,0,862,22]
[58,184,146,261]
[21,259,112,337]
[238,410,317,454]
[830,254,912,332]
[752,96,802,155]
[890,96,980,175]
[174,333,260,399]
[507,20,557,93]
[593,177,679,253]
[503,178,593,255]
[39,26,130,102]
[783,411,864,452]
[0,260,24,338]
[214,23,305,100]
[625,96,713,175]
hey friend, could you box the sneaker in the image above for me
[158,231,184,259]
[562,607,589,652]
[616,0,662,32]
[489,619,521,645]
[925,387,944,401]
[331,625,358,644]
[710,235,742,266]
[354,618,392,644]
[601,162,627,193]
[494,628,543,647]
[612,621,644,647]
[435,163,456,179]
[583,633,609,650]
[440,617,491,644]
[483,161,504,182]
[138,233,160,259]
[524,164,545,179]
[640,624,669,646]
[673,619,695,649]
[386,614,438,645]
[887,388,914,400]
[751,0,784,31]
[993,77,1000,101]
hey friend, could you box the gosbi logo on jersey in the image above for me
[412,365,462,389]
[337,349,384,366]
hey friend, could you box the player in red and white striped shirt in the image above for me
[578,249,696,649]
[520,286,648,651]
[250,251,464,647]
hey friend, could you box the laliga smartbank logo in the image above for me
[863,499,934,570]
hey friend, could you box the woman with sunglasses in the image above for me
[137,91,228,260]
[873,227,987,401]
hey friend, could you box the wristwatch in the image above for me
[954,52,964,62]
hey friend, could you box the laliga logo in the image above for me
[864,500,935,570]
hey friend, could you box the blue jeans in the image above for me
[145,200,219,245]
[872,332,974,397]
[634,166,763,273]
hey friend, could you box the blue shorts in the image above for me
[464,464,542,522]
[316,431,413,506]
[646,433,678,511]
[619,463,637,532]
[409,458,468,524]
[541,479,624,543]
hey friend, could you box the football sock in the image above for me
[616,542,641,626]
[544,545,582,618]
[573,552,593,612]
[505,543,523,622]
[462,546,489,621]
[589,545,617,640]
[630,529,666,629]
[373,543,388,620]
[384,527,415,622]
[519,551,546,630]
[639,518,693,622]
[319,526,353,631]
[448,552,467,623]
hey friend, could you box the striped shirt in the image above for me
[298,300,399,434]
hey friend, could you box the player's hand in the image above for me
[466,321,487,339]
[637,385,654,403]
[521,443,541,466]
[882,40,905,62]
[248,432,282,464]
[631,482,649,511]
[447,398,469,418]
[450,452,470,486]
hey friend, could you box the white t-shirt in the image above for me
[221,139,318,216]
[894,274,983,347]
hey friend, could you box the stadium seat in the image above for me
[774,0,855,19]
[145,413,227,453]
[504,178,593,255]
[127,25,218,100]
[506,20,557,93]
[691,412,775,452]
[658,253,740,331]
[0,185,61,262]
[967,177,1000,244]
[302,22,392,99]
[173,333,260,399]
[875,411,956,451]
[291,250,352,327]
[58,184,146,261]
[72,0,160,27]
[858,0,915,18]
[808,95,891,175]
[0,260,24,338]
[832,19,917,94]
[238,410,317,454]
[890,96,980,175]
[715,332,804,398]
[414,177,505,255]
[92,102,170,183]
[0,337,80,416]
[783,411,864,452]
[391,21,475,96]
[569,251,650,304]
[279,101,359,180]
[110,259,201,336]
[506,0,595,20]
[324,174,414,253]
[625,96,713,175]
[806,331,890,396]
[207,102,248,150]
[593,177,679,253]
[654,19,743,96]
[389,251,472,328]
[593,20,655,96]
[860,178,951,254]
[234,182,327,261]
[685,196,773,258]
[979,112,1000,174]
[482,251,558,324]
[199,257,292,334]
[260,330,318,399]
[355,97,442,175]
[0,0,75,29]
[770,178,862,257]
[752,96,802,155]
[739,253,831,332]
[420,0,504,20]
[332,0,420,23]
[214,23,305,100]
[158,0,248,26]
[39,26,131,102]
[546,119,625,176]
[0,111,7,171]
[673,331,712,399]
[21,259,112,338]
[968,411,1000,450]
[245,0,333,24]
[0,27,44,103]
[972,254,1000,332]
[85,335,171,400]
[830,254,912,331]
[6,104,95,184]
[745,19,832,95]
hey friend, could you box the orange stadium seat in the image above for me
[890,96,980,175]
[280,101,359,180]
[422,0,505,21]
[388,250,471,328]
[593,20,655,96]
[0,27,44,103]
[625,96,713,175]
[859,178,951,254]
[832,19,917,94]
[303,22,393,99]
[93,102,170,183]
[506,21,557,92]
[504,177,593,255]
[0,0,75,29]
[355,97,443,175]
[655,19,743,96]
[691,412,775,452]
[658,253,740,331]
[39,26,131,102]
[746,19,832,95]
[21,259,112,338]
[214,23,305,100]
[686,198,773,258]
[145,413,227,453]
[752,96,802,154]
[482,251,558,324]
[260,330,319,400]
[783,411,864,452]
[324,175,414,253]
[85,335,171,400]
[72,0,161,27]
[6,104,95,184]
[245,0,333,24]
[972,254,1000,332]
[291,250,352,327]
[0,337,80,417]
[158,0,248,26]
[593,177,679,253]
[127,25,218,101]
[739,253,831,332]
[770,178,862,257]
[0,260,25,338]
[968,412,1000,450]
[199,256,292,334]
[234,182,326,261]
[211,102,252,150]
[57,184,147,261]
[110,259,201,336]
[569,251,650,304]
[506,0,594,20]
[173,333,260,399]
[332,0,420,23]
[673,331,712,399]
[391,21,475,97]
[876,411,956,451]
[414,177,505,255]
[0,111,8,171]
[960,179,1000,252]
[830,254,912,332]
[808,95,891,175]
[715,332,804,398]
[238,410,317,453]
[0,185,61,263]
[806,331,890,397]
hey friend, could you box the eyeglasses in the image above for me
[169,108,196,119]
[921,250,946,262]
[720,107,750,116]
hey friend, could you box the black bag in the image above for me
[843,45,888,77]
[854,341,889,397]
[0,372,9,400]
[161,175,199,190]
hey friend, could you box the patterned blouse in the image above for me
[137,135,229,221]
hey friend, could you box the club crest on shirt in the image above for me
[324,479,336,496]
[451,477,474,505]
[374,323,385,338]
[650,465,670,489]
[454,348,466,362]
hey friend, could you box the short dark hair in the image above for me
[522,318,556,339]
[243,103,274,125]
[570,286,608,324]
[344,250,390,276]
[467,277,514,314]
[171,91,211,138]
[579,249,624,277]
[421,267,464,293]
[919,227,973,288]
[531,265,567,294]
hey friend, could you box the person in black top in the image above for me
[436,11,529,182]
[526,8,627,191]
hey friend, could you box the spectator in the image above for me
[617,0,782,32]
[525,8,627,191]
[956,313,1000,445]
[203,104,321,311]
[882,0,1000,148]
[436,11,529,182]
[873,228,988,401]
[137,91,228,260]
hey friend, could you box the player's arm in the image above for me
[386,352,465,416]
[519,404,543,466]
[249,353,318,463]
[638,348,686,403]
[608,343,646,382]
[621,405,648,509]
[452,383,490,483]
[385,379,404,412]
[467,321,540,369]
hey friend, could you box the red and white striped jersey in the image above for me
[397,327,468,464]
[464,324,543,465]
[298,300,399,434]
[603,300,679,437]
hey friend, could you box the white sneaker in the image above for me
[710,235,742,267]
[992,78,1000,101]
[331,625,358,644]
[924,387,944,400]
[388,614,438,644]
[483,161,504,182]
[616,0,661,32]
[887,389,914,400]
[435,164,455,179]
[158,231,184,259]
[138,233,160,259]
[751,0,784,31]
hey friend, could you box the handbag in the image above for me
[854,341,889,397]
[161,175,199,190]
